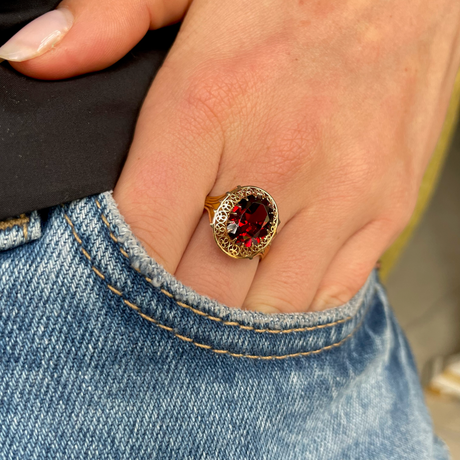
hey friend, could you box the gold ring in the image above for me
[204,185,280,260]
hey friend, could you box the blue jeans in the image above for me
[0,192,450,459]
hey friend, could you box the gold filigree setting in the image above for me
[204,185,279,260]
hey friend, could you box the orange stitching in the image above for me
[63,213,73,227]
[72,231,82,244]
[161,289,174,298]
[22,215,28,241]
[108,284,122,296]
[63,207,96,267]
[94,198,354,334]
[0,213,30,241]
[101,214,111,228]
[124,299,141,311]
[0,214,29,231]
[63,207,367,360]
[92,267,105,280]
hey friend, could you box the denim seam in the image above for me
[62,206,369,359]
[94,199,354,334]
[0,214,29,240]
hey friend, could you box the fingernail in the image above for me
[249,304,281,314]
[310,292,349,311]
[309,298,330,311]
[0,8,74,62]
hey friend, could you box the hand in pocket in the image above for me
[4,0,460,312]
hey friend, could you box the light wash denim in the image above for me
[0,192,450,459]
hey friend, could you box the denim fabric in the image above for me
[0,210,41,251]
[0,192,450,459]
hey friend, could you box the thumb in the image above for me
[0,0,191,80]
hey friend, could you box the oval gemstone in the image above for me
[226,196,271,247]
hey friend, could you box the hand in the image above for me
[4,0,460,312]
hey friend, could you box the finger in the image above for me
[174,212,260,308]
[0,0,191,80]
[173,122,309,308]
[112,65,223,276]
[241,208,367,313]
[174,166,300,308]
[309,220,396,311]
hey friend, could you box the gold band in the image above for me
[204,191,228,224]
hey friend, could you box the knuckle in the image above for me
[180,61,254,120]
[248,116,323,191]
[372,204,415,238]
[392,201,417,232]
[376,207,414,236]
[266,124,321,178]
[377,182,420,235]
[171,62,259,147]
[340,153,380,192]
[320,150,381,207]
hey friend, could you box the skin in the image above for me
[9,0,460,313]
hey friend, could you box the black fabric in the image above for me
[0,0,179,220]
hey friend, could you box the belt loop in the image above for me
[0,211,42,251]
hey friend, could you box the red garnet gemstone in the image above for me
[226,195,271,247]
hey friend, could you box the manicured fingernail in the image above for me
[0,8,74,62]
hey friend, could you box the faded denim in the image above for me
[0,192,450,459]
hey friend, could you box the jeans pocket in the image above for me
[58,191,380,361]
